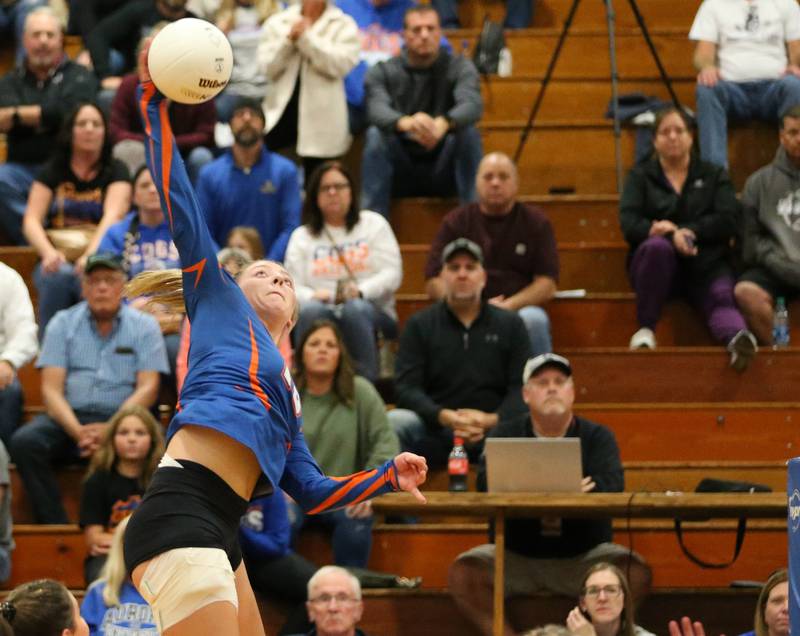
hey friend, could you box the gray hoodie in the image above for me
[741,146,800,288]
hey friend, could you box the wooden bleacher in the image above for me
[1,2,796,632]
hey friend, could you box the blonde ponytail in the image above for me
[125,269,186,313]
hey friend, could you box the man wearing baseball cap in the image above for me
[389,238,531,467]
[449,353,651,635]
[9,252,169,523]
[195,95,302,261]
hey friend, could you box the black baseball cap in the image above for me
[84,252,124,274]
[522,353,572,382]
[230,96,265,123]
[442,238,483,264]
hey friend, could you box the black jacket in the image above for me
[395,301,530,429]
[0,58,98,164]
[478,414,624,558]
[619,155,741,281]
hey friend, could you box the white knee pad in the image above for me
[138,547,238,633]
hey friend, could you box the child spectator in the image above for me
[227,225,266,261]
[79,404,165,585]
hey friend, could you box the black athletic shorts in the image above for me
[124,459,249,573]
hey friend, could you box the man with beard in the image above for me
[447,353,651,636]
[0,7,97,244]
[196,97,301,261]
[388,238,530,467]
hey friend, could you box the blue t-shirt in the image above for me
[81,580,157,635]
[139,82,399,511]
[98,212,180,277]
[195,148,300,263]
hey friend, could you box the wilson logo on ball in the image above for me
[198,78,227,88]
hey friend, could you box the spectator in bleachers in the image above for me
[81,516,158,634]
[389,238,530,467]
[196,97,301,261]
[689,0,800,168]
[425,151,558,356]
[448,353,651,636]
[619,107,757,371]
[213,0,277,123]
[565,562,655,636]
[67,0,127,42]
[360,4,482,218]
[285,161,402,382]
[286,566,367,636]
[79,404,164,585]
[735,106,800,345]
[227,226,266,261]
[109,35,215,183]
[258,0,360,177]
[0,7,98,245]
[0,260,38,447]
[3,579,90,636]
[85,0,194,93]
[336,0,414,133]
[0,0,48,65]
[522,627,571,636]
[738,568,789,636]
[240,492,317,635]
[97,165,180,277]
[9,252,168,524]
[430,0,533,29]
[22,101,131,337]
[290,320,399,568]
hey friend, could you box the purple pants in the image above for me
[628,236,746,344]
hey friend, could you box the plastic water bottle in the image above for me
[773,296,790,349]
[448,437,469,492]
[498,47,513,77]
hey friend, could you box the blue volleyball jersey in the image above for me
[138,82,399,512]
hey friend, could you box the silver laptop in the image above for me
[484,438,583,493]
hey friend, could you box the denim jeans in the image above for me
[360,125,482,218]
[34,262,82,339]
[287,500,374,568]
[628,236,746,344]
[696,76,800,168]
[518,305,552,356]
[0,161,39,245]
[294,298,396,382]
[9,412,100,523]
[0,379,23,449]
[430,0,535,28]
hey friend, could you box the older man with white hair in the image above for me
[287,565,371,636]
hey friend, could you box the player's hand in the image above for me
[138,38,153,83]
[668,617,722,636]
[393,452,427,503]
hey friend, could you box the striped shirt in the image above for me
[37,302,169,419]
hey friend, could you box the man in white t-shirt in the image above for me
[689,0,800,167]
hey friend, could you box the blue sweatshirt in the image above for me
[81,580,157,635]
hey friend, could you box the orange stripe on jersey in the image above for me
[157,100,174,230]
[248,320,271,412]
[307,469,378,515]
[182,258,207,289]
[345,476,386,507]
[138,83,155,136]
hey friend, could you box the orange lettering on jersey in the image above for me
[248,320,271,412]
[183,258,207,289]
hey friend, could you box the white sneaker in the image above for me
[728,329,757,372]
[629,327,656,350]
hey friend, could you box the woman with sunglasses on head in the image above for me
[121,42,427,636]
[566,562,655,636]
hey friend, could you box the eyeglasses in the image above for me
[320,182,350,194]
[583,584,623,598]
[309,593,359,606]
